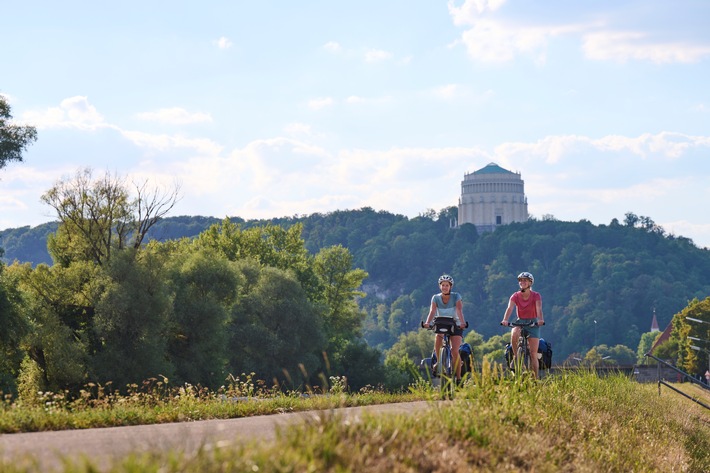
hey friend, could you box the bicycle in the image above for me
[501,319,544,376]
[421,318,468,398]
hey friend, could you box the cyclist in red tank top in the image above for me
[501,272,545,378]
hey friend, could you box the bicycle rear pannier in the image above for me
[459,342,473,375]
[538,338,552,370]
[504,343,514,369]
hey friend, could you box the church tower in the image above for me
[650,308,660,332]
[458,162,528,233]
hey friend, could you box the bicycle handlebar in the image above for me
[421,320,469,329]
[501,320,545,327]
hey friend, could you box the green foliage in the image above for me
[313,245,368,345]
[0,95,37,169]
[92,249,175,387]
[0,262,28,394]
[7,261,99,391]
[5,207,710,391]
[637,331,661,363]
[331,339,387,392]
[671,297,710,374]
[228,261,325,388]
[0,222,57,266]
[165,245,240,389]
[196,218,320,298]
[42,168,133,266]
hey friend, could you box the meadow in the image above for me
[1,367,709,472]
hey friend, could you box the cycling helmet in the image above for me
[517,272,534,284]
[438,274,454,286]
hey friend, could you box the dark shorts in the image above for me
[512,319,540,338]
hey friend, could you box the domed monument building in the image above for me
[458,162,528,233]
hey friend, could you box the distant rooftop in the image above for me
[473,162,515,175]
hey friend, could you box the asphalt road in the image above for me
[0,401,429,472]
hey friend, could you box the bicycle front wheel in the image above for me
[438,346,451,378]
[516,343,528,372]
[520,342,531,372]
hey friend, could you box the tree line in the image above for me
[2,92,709,390]
[4,202,710,394]
[0,169,388,398]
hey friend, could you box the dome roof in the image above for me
[473,162,514,175]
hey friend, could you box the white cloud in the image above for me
[455,18,590,63]
[494,132,710,166]
[447,0,507,25]
[21,96,105,130]
[344,95,393,105]
[135,107,212,125]
[323,41,342,53]
[582,31,710,64]
[364,49,393,63]
[120,130,222,155]
[434,84,461,99]
[308,97,334,110]
[214,36,233,49]
[284,122,313,136]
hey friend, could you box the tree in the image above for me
[228,262,325,388]
[637,331,661,364]
[6,261,98,392]
[0,95,37,169]
[196,220,319,298]
[91,248,175,387]
[312,245,368,345]
[166,245,239,388]
[42,168,180,266]
[0,260,30,393]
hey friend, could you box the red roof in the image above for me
[649,322,673,354]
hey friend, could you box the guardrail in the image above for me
[644,353,710,411]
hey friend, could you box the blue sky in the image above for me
[2,0,710,247]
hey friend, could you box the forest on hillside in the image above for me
[3,206,710,371]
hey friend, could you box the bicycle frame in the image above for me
[507,320,538,374]
[432,318,456,379]
[422,318,468,398]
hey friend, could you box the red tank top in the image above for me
[511,290,541,319]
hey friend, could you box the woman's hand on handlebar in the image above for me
[500,320,510,327]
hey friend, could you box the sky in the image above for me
[2,0,710,247]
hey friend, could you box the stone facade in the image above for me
[458,162,528,233]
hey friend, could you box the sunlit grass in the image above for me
[2,367,710,472]
[0,373,419,434]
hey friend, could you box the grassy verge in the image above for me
[3,367,710,472]
[0,374,418,433]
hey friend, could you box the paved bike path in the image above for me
[0,400,430,471]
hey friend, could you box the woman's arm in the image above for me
[456,299,465,327]
[424,299,437,326]
[501,296,514,325]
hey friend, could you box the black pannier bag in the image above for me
[538,338,552,370]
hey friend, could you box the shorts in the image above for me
[512,319,540,338]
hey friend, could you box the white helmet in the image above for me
[517,272,534,284]
[438,274,454,286]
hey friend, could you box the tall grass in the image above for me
[3,366,709,472]
[0,374,418,434]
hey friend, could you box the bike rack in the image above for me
[644,353,710,411]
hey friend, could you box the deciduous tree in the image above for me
[0,95,37,169]
[42,168,180,266]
